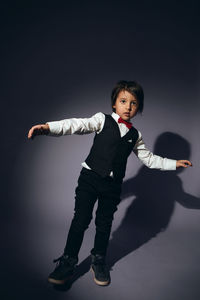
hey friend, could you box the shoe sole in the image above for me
[90,267,110,286]
[48,275,73,285]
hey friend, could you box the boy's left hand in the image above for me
[176,160,192,168]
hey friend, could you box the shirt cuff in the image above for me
[46,121,62,136]
[163,159,177,171]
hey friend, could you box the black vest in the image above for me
[85,114,139,180]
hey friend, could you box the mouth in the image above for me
[123,113,130,117]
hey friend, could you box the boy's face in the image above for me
[113,90,139,121]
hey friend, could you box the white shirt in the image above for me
[46,112,177,172]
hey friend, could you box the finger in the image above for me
[179,163,187,168]
[28,129,34,139]
[183,160,192,166]
[184,162,191,167]
[28,126,39,139]
[31,130,36,139]
[31,128,40,139]
[183,163,188,168]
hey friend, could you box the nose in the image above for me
[126,102,131,111]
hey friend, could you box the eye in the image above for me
[120,99,126,104]
[131,101,137,106]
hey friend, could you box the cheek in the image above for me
[131,107,137,114]
[116,104,122,110]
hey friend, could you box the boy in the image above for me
[28,80,192,286]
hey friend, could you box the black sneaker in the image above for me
[48,254,78,285]
[91,254,110,286]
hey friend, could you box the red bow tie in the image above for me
[118,117,132,129]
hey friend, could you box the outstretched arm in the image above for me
[27,112,105,140]
[133,131,192,170]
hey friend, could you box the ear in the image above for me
[112,105,116,112]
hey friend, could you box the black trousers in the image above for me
[64,167,122,259]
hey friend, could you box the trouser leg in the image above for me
[91,178,122,256]
[64,169,98,258]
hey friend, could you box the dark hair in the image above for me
[111,80,144,113]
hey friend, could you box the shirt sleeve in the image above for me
[133,130,177,171]
[46,112,105,136]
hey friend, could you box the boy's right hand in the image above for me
[28,124,50,140]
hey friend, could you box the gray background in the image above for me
[2,1,200,300]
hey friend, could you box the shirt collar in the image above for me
[111,112,120,123]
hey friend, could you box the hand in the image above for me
[28,124,50,140]
[176,160,192,168]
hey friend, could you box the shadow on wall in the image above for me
[107,132,199,267]
[52,132,200,292]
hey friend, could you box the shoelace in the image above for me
[53,255,78,269]
[53,255,67,267]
